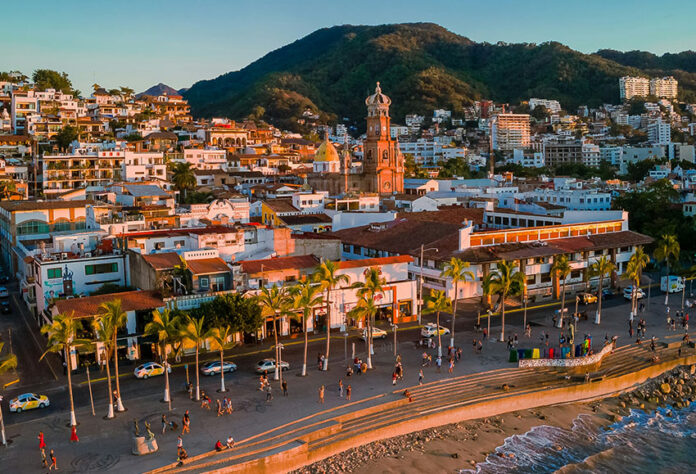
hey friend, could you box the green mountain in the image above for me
[184,23,696,130]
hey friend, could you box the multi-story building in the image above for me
[491,114,530,151]
[600,146,624,166]
[180,148,228,170]
[619,76,650,100]
[543,140,582,167]
[10,90,38,134]
[524,188,612,211]
[529,98,562,114]
[647,118,671,145]
[650,76,678,99]
[41,144,124,197]
[121,151,166,182]
[398,139,443,165]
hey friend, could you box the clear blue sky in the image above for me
[4,0,694,95]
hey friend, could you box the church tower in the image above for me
[362,82,404,194]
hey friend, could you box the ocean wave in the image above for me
[462,403,696,474]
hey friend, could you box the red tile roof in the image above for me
[185,258,230,275]
[54,290,163,319]
[142,252,182,271]
[240,255,319,275]
[336,255,413,270]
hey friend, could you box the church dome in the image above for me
[314,135,340,162]
[365,82,391,107]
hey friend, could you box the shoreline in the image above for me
[293,364,696,474]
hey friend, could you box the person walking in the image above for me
[418,368,424,385]
[182,410,190,435]
[282,380,288,396]
[48,449,57,471]
[265,384,273,402]
[338,379,344,398]
[40,448,48,468]
[319,385,325,404]
[70,424,79,442]
[346,384,352,401]
[161,414,170,434]
[177,435,183,451]
[216,399,223,417]
[38,431,47,450]
[436,356,442,373]
[448,358,454,374]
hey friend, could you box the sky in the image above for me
[3,0,695,95]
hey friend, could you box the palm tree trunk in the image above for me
[665,263,670,305]
[500,297,506,342]
[105,351,114,419]
[162,344,171,404]
[302,313,308,376]
[220,349,226,393]
[272,313,280,381]
[195,347,200,401]
[595,275,604,325]
[559,279,567,328]
[366,311,373,369]
[65,345,77,426]
[437,311,443,357]
[323,290,330,371]
[450,281,458,347]
[113,334,125,412]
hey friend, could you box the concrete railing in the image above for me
[518,342,614,368]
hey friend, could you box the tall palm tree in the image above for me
[654,234,680,305]
[289,280,324,376]
[624,258,642,320]
[0,342,17,374]
[631,246,650,316]
[144,309,182,406]
[98,299,128,412]
[258,285,290,381]
[40,313,90,426]
[180,315,206,401]
[486,260,524,342]
[424,290,452,357]
[313,260,350,371]
[440,257,474,347]
[351,267,386,369]
[550,255,572,327]
[93,314,117,419]
[170,162,196,202]
[590,256,616,325]
[348,295,379,369]
[207,325,235,393]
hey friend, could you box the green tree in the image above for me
[98,299,128,412]
[258,285,290,381]
[180,315,206,400]
[40,313,91,425]
[350,267,385,369]
[550,255,572,326]
[55,125,79,151]
[313,260,350,371]
[144,309,182,406]
[486,260,524,342]
[440,257,474,346]
[289,280,324,376]
[32,69,74,94]
[623,258,642,319]
[92,313,117,418]
[347,295,378,368]
[170,162,196,202]
[590,256,616,325]
[206,325,235,393]
[423,290,452,358]
[654,234,680,305]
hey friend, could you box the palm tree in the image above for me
[180,315,206,401]
[550,255,572,327]
[624,258,642,320]
[0,342,17,374]
[313,260,350,371]
[144,309,181,406]
[351,267,386,369]
[40,313,90,426]
[348,295,378,369]
[631,246,650,316]
[440,257,474,347]
[289,280,324,376]
[207,325,235,393]
[424,290,452,357]
[98,300,128,412]
[170,162,196,202]
[590,256,616,325]
[654,234,680,305]
[486,260,524,342]
[93,314,116,419]
[258,285,290,381]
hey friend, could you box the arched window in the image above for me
[17,219,50,236]
[53,218,72,232]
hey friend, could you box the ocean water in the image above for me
[462,403,696,474]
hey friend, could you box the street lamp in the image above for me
[523,294,528,333]
[418,245,439,325]
[0,395,6,446]
[392,323,398,357]
[276,343,284,386]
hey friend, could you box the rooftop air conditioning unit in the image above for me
[61,253,68,259]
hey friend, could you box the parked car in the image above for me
[0,287,8,298]
[623,286,646,300]
[201,361,237,376]
[580,293,597,304]
[255,358,289,374]
[600,288,615,299]
[134,362,170,379]
[9,393,50,413]
[1,301,10,314]
[360,327,387,340]
[420,323,450,338]
[0,275,10,283]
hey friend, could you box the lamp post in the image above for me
[523,294,528,333]
[276,343,284,386]
[392,323,398,357]
[418,245,439,325]
[487,309,492,341]
[342,332,348,368]
[0,395,6,446]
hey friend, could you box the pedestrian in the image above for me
[177,435,183,450]
[346,384,352,401]
[319,385,325,404]
[525,323,531,338]
[513,334,518,347]
[265,384,273,402]
[339,379,344,398]
[226,397,234,414]
[392,371,397,385]
[346,365,353,376]
[477,340,483,353]
[436,356,442,372]
[418,368,424,385]
[282,379,288,396]
[226,436,235,449]
[41,448,48,468]
[456,347,462,361]
[182,410,190,435]
[113,390,120,410]
[70,424,79,442]
[482,328,487,341]
[448,358,454,374]
[187,382,193,400]
[48,449,57,471]
[216,399,223,417]
[472,338,477,353]
[38,431,46,450]
[162,414,169,434]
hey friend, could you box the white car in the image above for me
[201,361,237,376]
[9,393,50,413]
[0,287,8,298]
[360,327,387,340]
[420,323,450,338]
[134,361,171,379]
[623,286,646,300]
[255,358,289,374]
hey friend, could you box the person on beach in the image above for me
[215,440,224,452]
[177,435,183,450]
[346,385,352,401]
[392,371,398,385]
[419,369,424,385]
[216,399,223,416]
[319,385,325,404]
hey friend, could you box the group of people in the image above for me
[37,431,58,471]
[666,309,689,332]
[629,318,648,339]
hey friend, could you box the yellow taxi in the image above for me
[9,393,50,413]
[134,361,170,379]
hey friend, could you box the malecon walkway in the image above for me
[150,333,696,473]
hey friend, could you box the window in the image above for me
[342,244,351,253]
[17,220,50,236]
[47,268,62,279]
[85,262,118,275]
[398,300,412,317]
[199,276,209,289]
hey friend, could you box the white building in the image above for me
[647,118,671,145]
[491,114,531,151]
[510,149,545,168]
[600,146,623,166]
[524,188,612,211]
[122,151,166,181]
[180,148,228,170]
[650,76,678,99]
[619,76,650,100]
[529,98,562,114]
[398,139,443,165]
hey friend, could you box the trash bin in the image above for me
[532,348,540,359]
[518,349,526,360]
[549,347,554,359]
[525,349,533,359]
[509,349,518,362]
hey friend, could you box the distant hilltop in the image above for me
[137,82,182,98]
[182,22,696,129]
